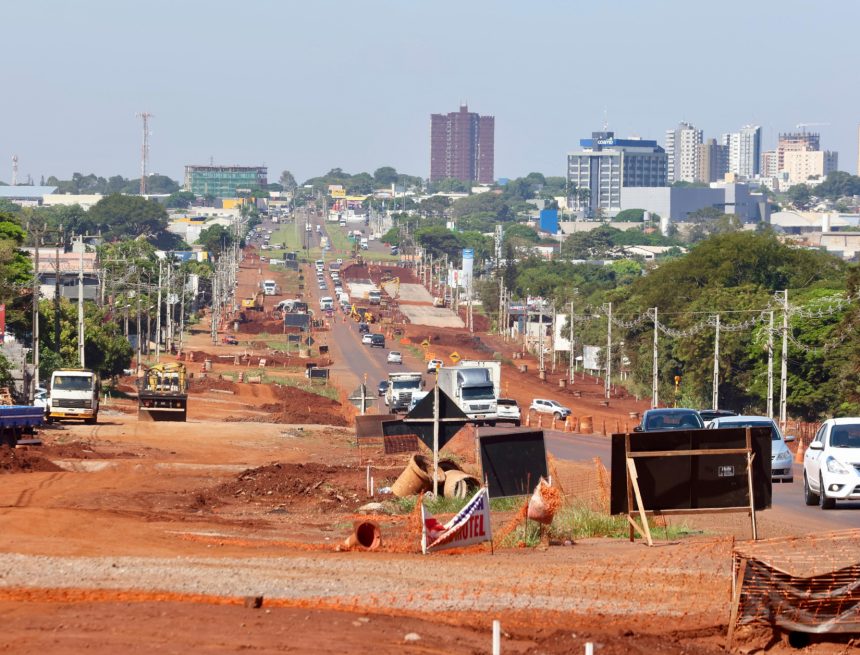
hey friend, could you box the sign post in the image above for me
[348,384,374,415]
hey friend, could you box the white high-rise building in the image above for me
[722,125,762,179]
[665,122,703,183]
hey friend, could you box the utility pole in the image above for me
[551,304,557,373]
[779,290,788,429]
[767,310,774,419]
[31,233,40,401]
[569,300,575,384]
[651,307,659,408]
[165,259,172,354]
[712,314,720,410]
[155,260,162,362]
[77,238,85,368]
[54,235,61,349]
[179,274,186,352]
[605,302,612,399]
[538,303,546,380]
[136,270,142,371]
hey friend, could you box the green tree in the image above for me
[414,225,463,262]
[612,208,645,222]
[88,194,169,240]
[197,224,234,254]
[38,299,133,380]
[504,223,540,244]
[813,171,860,200]
[373,166,398,186]
[560,225,619,259]
[165,191,196,209]
[786,184,813,209]
[279,170,298,193]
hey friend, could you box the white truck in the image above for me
[262,279,278,295]
[385,371,424,413]
[47,368,100,424]
[436,360,501,424]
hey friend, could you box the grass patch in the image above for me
[261,373,340,401]
[548,502,694,541]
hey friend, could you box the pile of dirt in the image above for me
[39,443,114,459]
[222,383,347,426]
[0,446,63,474]
[183,350,332,369]
[199,462,363,513]
[188,377,238,394]
[236,318,289,335]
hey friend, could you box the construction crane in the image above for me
[795,122,829,134]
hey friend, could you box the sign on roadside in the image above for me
[421,487,492,554]
[449,351,461,363]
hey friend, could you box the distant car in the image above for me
[496,398,521,426]
[318,282,327,290]
[336,258,343,264]
[390,246,399,255]
[370,334,385,348]
[699,409,738,423]
[635,408,704,432]
[377,380,389,397]
[803,417,860,509]
[221,335,239,345]
[387,351,402,364]
[358,322,370,334]
[361,333,374,345]
[426,359,443,373]
[530,398,571,419]
[707,415,794,482]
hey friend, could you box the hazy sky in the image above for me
[3,0,859,185]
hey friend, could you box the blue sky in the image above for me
[2,0,858,184]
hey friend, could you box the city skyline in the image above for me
[2,1,859,184]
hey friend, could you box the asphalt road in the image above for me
[544,429,860,529]
[291,215,860,530]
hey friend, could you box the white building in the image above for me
[722,125,762,179]
[665,122,703,183]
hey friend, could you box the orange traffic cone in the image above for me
[794,440,805,464]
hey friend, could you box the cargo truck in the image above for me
[385,371,424,412]
[436,360,501,424]
[47,369,100,424]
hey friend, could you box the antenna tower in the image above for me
[11,154,18,186]
[137,112,152,195]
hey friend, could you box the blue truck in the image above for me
[0,405,45,447]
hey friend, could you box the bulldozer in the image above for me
[137,362,188,422]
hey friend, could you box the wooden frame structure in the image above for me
[624,427,758,546]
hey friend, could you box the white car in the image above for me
[803,418,860,509]
[361,333,374,346]
[496,398,521,426]
[707,415,794,482]
[387,351,403,364]
[426,359,443,373]
[530,398,572,419]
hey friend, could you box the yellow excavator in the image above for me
[137,362,188,422]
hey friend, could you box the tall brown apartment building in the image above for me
[695,138,728,183]
[430,105,494,184]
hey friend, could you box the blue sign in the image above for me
[462,248,474,259]
[539,209,559,235]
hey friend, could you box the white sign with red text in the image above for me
[421,487,492,554]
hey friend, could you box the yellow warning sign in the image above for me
[424,352,436,361]
[421,339,430,348]
[449,351,461,363]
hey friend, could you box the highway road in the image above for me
[285,213,860,531]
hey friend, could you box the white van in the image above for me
[314,259,325,272]
[319,296,334,311]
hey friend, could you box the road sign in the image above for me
[305,337,315,346]
[424,352,436,361]
[348,384,374,413]
[421,339,430,348]
[449,351,461,363]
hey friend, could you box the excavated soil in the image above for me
[197,462,366,514]
[0,446,63,474]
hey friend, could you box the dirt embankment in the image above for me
[0,446,63,473]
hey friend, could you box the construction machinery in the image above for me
[137,362,188,422]
[350,305,375,323]
[241,292,264,312]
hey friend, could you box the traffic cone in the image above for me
[525,412,531,427]
[794,439,805,464]
[551,416,556,430]
[538,414,543,428]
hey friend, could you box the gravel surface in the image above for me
[0,539,731,621]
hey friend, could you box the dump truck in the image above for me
[436,360,501,424]
[385,371,424,413]
[137,362,188,422]
[0,404,45,446]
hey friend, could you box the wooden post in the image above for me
[626,456,653,546]
[726,557,748,650]
[745,427,758,541]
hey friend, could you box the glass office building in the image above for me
[184,165,267,198]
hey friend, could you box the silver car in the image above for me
[706,415,795,482]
